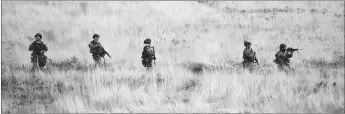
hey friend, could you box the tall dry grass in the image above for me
[1,1,344,113]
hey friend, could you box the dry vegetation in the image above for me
[1,1,344,113]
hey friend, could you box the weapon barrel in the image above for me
[287,48,303,52]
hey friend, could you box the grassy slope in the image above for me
[1,1,344,113]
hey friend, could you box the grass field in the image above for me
[1,1,344,113]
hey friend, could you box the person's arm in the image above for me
[286,52,293,58]
[141,47,146,59]
[152,46,156,55]
[98,43,104,49]
[152,46,156,60]
[88,43,96,48]
[88,42,96,54]
[29,42,34,51]
[43,43,48,51]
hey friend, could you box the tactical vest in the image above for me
[89,41,104,55]
[275,51,290,65]
[31,41,46,55]
[243,56,254,62]
[142,45,154,59]
[243,48,254,62]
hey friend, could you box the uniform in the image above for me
[88,34,111,64]
[243,48,256,63]
[141,38,156,68]
[242,41,257,71]
[29,33,48,69]
[89,40,105,63]
[274,44,293,71]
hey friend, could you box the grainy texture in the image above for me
[1,1,344,113]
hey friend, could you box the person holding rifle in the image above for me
[274,44,302,71]
[242,40,259,72]
[141,38,156,68]
[29,33,48,71]
[88,34,111,64]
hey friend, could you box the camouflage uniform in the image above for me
[274,44,293,71]
[88,34,108,64]
[242,41,257,71]
[29,33,48,69]
[141,38,156,68]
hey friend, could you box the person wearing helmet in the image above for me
[141,38,156,68]
[88,34,111,64]
[242,40,258,71]
[274,43,293,71]
[28,33,48,70]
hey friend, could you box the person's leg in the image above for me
[142,59,147,67]
[147,59,152,68]
[93,55,102,64]
[38,55,47,69]
[277,64,284,71]
[31,55,39,71]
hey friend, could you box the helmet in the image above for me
[244,41,251,46]
[279,44,286,49]
[93,34,100,39]
[144,38,151,44]
[34,33,42,39]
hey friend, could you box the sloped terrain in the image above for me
[1,1,344,113]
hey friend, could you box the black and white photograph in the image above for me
[1,1,344,113]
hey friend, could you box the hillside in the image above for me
[1,1,344,113]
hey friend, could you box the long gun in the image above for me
[104,50,111,58]
[253,55,259,65]
[100,49,111,64]
[100,48,111,58]
[243,49,259,69]
[152,46,156,64]
[251,49,259,65]
[287,48,303,53]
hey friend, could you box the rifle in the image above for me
[243,48,259,69]
[105,51,111,58]
[95,49,111,64]
[152,46,156,64]
[286,48,303,53]
[253,55,259,65]
[251,49,259,65]
[101,48,111,58]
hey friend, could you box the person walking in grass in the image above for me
[29,33,48,71]
[242,40,259,72]
[274,44,293,71]
[88,34,111,64]
[141,38,156,68]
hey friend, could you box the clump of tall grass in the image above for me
[2,1,344,113]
